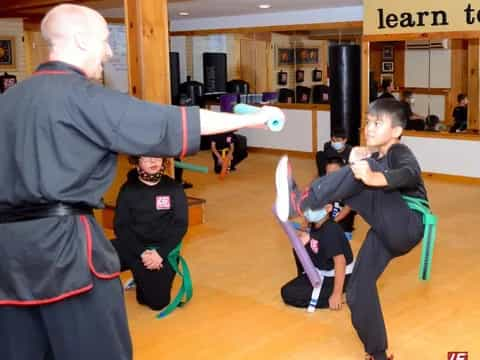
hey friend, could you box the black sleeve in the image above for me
[321,222,346,260]
[157,184,189,258]
[383,144,422,190]
[342,146,352,164]
[452,107,460,122]
[68,83,200,157]
[113,185,145,258]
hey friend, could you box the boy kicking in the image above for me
[275,98,431,360]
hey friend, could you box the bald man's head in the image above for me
[41,4,112,79]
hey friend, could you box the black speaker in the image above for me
[169,52,180,105]
[328,44,361,145]
[203,52,227,94]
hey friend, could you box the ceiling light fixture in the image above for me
[178,11,190,16]
[258,4,272,9]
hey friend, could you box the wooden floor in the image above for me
[117,151,480,360]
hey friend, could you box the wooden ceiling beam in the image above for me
[0,0,106,16]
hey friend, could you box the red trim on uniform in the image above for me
[179,107,188,159]
[79,216,120,280]
[0,216,119,307]
[33,70,70,76]
[0,284,93,306]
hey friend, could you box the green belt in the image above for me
[402,195,438,281]
[150,243,193,318]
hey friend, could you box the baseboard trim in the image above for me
[248,147,315,159]
[422,172,480,185]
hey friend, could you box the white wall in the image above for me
[403,136,480,178]
[192,35,228,83]
[170,6,363,32]
[411,94,446,120]
[170,36,188,84]
[0,19,26,82]
[317,111,331,151]
[405,48,451,89]
[237,109,313,152]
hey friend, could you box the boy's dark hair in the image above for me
[128,155,170,173]
[401,90,413,100]
[326,156,345,167]
[128,155,141,165]
[368,98,408,129]
[425,114,440,129]
[457,93,466,103]
[331,128,347,139]
[381,79,392,91]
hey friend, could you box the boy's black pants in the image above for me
[281,251,351,309]
[0,276,132,360]
[303,160,424,359]
[112,240,177,311]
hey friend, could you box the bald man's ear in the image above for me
[73,31,89,51]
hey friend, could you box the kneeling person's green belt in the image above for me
[148,243,193,318]
[402,196,438,281]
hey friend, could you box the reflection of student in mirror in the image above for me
[400,91,425,130]
[449,94,468,133]
[377,79,394,99]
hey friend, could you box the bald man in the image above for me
[0,4,284,360]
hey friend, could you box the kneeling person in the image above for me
[281,208,354,310]
[112,156,188,310]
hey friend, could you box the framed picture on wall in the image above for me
[277,48,294,66]
[295,48,319,65]
[0,37,15,69]
[382,45,394,60]
[312,68,322,82]
[277,70,288,85]
[382,61,394,73]
[296,69,304,83]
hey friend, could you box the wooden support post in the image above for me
[361,39,370,145]
[467,39,480,131]
[124,0,174,176]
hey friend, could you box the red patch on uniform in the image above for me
[156,196,171,210]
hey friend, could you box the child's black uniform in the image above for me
[301,143,426,360]
[112,170,188,310]
[211,131,248,173]
[331,201,356,240]
[449,105,468,132]
[315,142,352,176]
[281,219,353,308]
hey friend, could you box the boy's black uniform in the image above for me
[301,143,426,360]
[112,170,188,310]
[211,131,248,173]
[281,220,353,308]
[449,105,467,132]
[0,61,200,360]
[315,142,352,176]
[331,201,355,234]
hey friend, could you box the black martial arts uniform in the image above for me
[211,131,248,174]
[331,200,356,240]
[112,170,188,310]
[315,142,352,176]
[281,219,353,308]
[449,105,468,132]
[300,143,427,360]
[0,61,200,360]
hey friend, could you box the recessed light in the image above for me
[178,11,190,16]
[258,4,272,9]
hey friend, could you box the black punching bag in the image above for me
[328,44,361,145]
